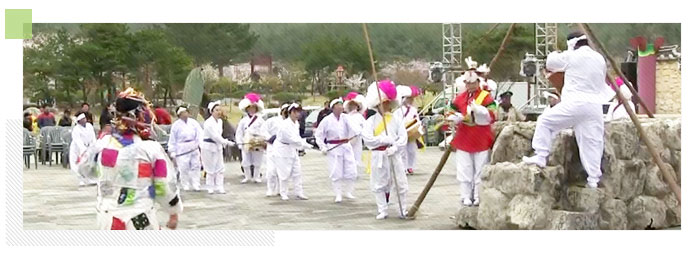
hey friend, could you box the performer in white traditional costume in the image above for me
[361,80,409,220]
[235,93,267,184]
[168,105,204,191]
[315,97,360,203]
[394,85,423,175]
[76,87,182,230]
[69,113,96,186]
[446,71,498,206]
[262,103,289,197]
[274,103,313,201]
[523,32,612,189]
[201,101,235,194]
[343,92,367,173]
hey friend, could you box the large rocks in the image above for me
[644,163,676,197]
[599,199,628,230]
[565,186,605,213]
[627,196,667,229]
[490,123,535,164]
[549,210,599,230]
[477,188,510,229]
[507,194,551,230]
[455,206,479,229]
[456,118,681,230]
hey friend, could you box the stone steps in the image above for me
[454,118,681,230]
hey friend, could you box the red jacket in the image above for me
[450,89,497,153]
[154,108,172,125]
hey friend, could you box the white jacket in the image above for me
[546,46,615,104]
[168,118,203,157]
[200,116,230,152]
[314,113,360,156]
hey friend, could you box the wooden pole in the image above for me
[577,23,679,203]
[362,24,406,218]
[407,147,452,218]
[578,23,655,118]
[488,23,516,72]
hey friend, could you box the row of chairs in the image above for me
[23,126,74,169]
[24,124,211,169]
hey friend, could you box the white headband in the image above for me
[330,98,344,108]
[288,103,301,112]
[280,103,289,111]
[207,100,221,112]
[76,113,86,121]
[567,35,587,51]
[176,106,188,115]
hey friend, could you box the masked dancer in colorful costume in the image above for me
[77,87,182,230]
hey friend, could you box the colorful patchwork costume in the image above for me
[78,88,182,230]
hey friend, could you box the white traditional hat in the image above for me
[238,92,265,113]
[476,63,490,73]
[365,80,398,109]
[465,56,478,70]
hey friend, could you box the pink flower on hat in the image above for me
[344,91,359,101]
[378,80,397,101]
[409,85,421,97]
[245,92,261,103]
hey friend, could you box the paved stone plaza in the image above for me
[23,149,463,230]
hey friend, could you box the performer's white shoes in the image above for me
[182,186,191,191]
[586,182,598,188]
[462,198,473,206]
[217,188,226,194]
[254,178,262,183]
[522,155,546,168]
[472,198,480,206]
[281,195,290,201]
[240,178,250,184]
[376,212,388,220]
[208,189,215,194]
[296,195,309,200]
[344,193,356,199]
[334,195,343,203]
[398,210,408,219]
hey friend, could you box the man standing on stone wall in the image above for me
[523,32,612,189]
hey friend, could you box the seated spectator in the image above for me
[23,112,33,131]
[58,109,74,127]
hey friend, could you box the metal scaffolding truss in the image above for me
[442,23,463,86]
[523,23,558,114]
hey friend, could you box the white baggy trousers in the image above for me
[370,151,408,215]
[265,144,279,195]
[326,149,358,196]
[455,149,490,201]
[201,148,225,191]
[176,150,201,190]
[241,149,264,180]
[401,141,417,171]
[532,100,604,184]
